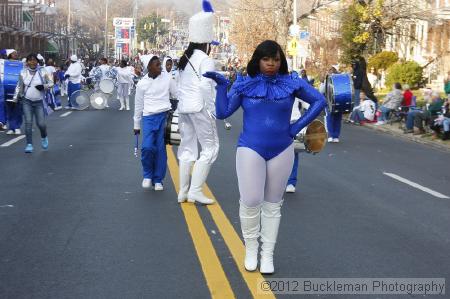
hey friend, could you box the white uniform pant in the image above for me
[177,109,219,164]
[236,144,294,207]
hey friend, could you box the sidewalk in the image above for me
[358,121,450,152]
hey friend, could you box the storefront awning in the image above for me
[23,11,33,22]
[45,40,59,53]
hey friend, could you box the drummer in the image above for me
[5,49,23,135]
[133,56,177,191]
[94,58,111,107]
[324,65,343,143]
[64,55,82,109]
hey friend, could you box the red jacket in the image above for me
[402,90,413,106]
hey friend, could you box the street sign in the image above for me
[289,24,300,37]
[299,31,310,40]
[113,18,134,28]
[287,37,298,56]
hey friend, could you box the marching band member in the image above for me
[162,56,179,110]
[176,0,219,205]
[5,49,23,135]
[44,58,62,111]
[13,53,54,153]
[204,40,326,273]
[133,56,177,191]
[91,58,111,107]
[64,55,82,109]
[115,60,134,111]
[324,66,342,143]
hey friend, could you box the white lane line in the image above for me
[0,135,25,147]
[0,205,14,208]
[383,172,449,199]
[60,111,72,117]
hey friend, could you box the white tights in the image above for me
[236,144,294,207]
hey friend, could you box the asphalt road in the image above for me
[0,94,449,299]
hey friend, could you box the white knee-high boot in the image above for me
[178,161,193,203]
[187,161,214,205]
[240,201,261,271]
[125,97,130,110]
[119,97,125,110]
[260,200,283,274]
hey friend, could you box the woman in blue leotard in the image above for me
[204,40,326,274]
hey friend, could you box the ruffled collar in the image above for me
[231,73,300,100]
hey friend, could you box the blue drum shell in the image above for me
[3,60,24,100]
[327,73,354,113]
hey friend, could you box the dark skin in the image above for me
[165,60,173,73]
[134,59,162,135]
[259,52,281,76]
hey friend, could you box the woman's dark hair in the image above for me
[394,82,402,90]
[100,57,108,64]
[246,40,288,77]
[26,53,39,62]
[178,43,208,71]
[120,59,127,68]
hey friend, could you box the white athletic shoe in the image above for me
[154,183,164,191]
[14,129,21,135]
[285,184,296,193]
[327,137,333,143]
[333,138,340,143]
[119,106,125,111]
[126,107,130,111]
[142,178,152,189]
[6,130,14,135]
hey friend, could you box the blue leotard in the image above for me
[215,73,326,160]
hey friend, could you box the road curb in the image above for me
[360,123,450,153]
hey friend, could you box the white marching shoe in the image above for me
[260,200,283,274]
[125,98,130,111]
[178,161,193,203]
[285,184,296,193]
[240,202,261,272]
[187,161,215,205]
[142,178,152,189]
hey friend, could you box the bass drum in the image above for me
[0,59,24,101]
[326,73,354,113]
[70,90,90,110]
[294,119,327,154]
[90,92,108,110]
[99,79,115,94]
[165,111,181,146]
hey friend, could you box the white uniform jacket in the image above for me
[177,49,216,115]
[133,73,178,130]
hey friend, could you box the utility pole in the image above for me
[293,0,297,71]
[104,0,109,58]
[67,0,71,56]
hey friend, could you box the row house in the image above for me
[0,0,61,59]
[384,0,450,89]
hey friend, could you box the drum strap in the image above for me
[183,54,216,119]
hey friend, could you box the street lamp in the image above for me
[104,0,109,58]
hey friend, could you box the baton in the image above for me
[134,134,139,157]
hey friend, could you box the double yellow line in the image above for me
[166,146,275,299]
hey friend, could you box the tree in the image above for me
[367,51,398,71]
[386,61,423,88]
[340,0,433,63]
[230,0,292,64]
[137,14,168,45]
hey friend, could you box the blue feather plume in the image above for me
[202,0,214,13]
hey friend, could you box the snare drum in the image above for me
[70,90,90,110]
[0,59,24,100]
[90,92,108,110]
[294,119,327,154]
[99,79,115,94]
[165,111,181,145]
[326,73,354,113]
